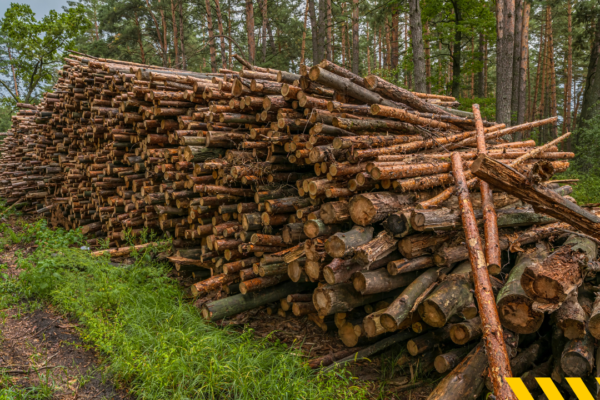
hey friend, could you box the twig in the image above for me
[2,365,64,374]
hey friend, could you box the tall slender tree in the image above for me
[351,0,359,74]
[245,0,256,64]
[496,0,515,127]
[410,0,426,92]
[510,0,523,124]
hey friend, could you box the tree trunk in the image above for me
[260,0,268,63]
[245,0,256,64]
[170,0,179,66]
[475,33,485,98]
[496,0,515,127]
[561,334,595,377]
[326,0,333,60]
[351,0,359,74]
[427,343,488,400]
[212,0,227,68]
[563,0,573,137]
[301,0,309,65]
[434,345,474,373]
[546,6,558,139]
[391,10,399,70]
[353,269,421,295]
[510,0,523,125]
[578,12,600,127]
[409,0,426,93]
[205,0,217,72]
[515,3,530,139]
[407,325,453,356]
[352,230,398,266]
[349,192,414,226]
[450,316,482,345]
[451,1,462,99]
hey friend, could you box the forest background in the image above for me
[0,0,600,200]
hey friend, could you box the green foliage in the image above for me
[0,3,91,105]
[0,377,53,400]
[556,112,600,204]
[9,219,367,399]
[0,106,12,132]
[457,97,496,120]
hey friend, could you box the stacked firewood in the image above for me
[4,51,600,399]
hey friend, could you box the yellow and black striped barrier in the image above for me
[507,377,597,400]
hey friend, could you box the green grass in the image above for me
[2,215,368,400]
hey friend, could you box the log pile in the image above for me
[3,51,599,399]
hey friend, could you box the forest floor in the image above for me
[0,210,438,400]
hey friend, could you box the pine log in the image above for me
[352,230,398,266]
[561,333,595,377]
[471,154,600,239]
[312,282,402,316]
[521,234,597,304]
[450,316,482,345]
[324,226,374,258]
[380,266,451,332]
[349,192,414,226]
[353,269,422,295]
[406,325,453,356]
[201,282,313,320]
[452,152,515,400]
[418,261,473,328]
[496,243,549,334]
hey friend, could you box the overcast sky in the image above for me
[1,0,71,21]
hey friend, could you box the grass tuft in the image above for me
[5,216,368,400]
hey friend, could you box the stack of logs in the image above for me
[4,50,600,400]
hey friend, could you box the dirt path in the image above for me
[0,302,130,399]
[0,228,129,399]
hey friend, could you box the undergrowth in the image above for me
[0,212,368,400]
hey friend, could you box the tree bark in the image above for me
[510,0,523,126]
[521,234,597,304]
[351,0,359,74]
[325,226,374,258]
[516,3,530,138]
[579,12,600,128]
[349,192,414,226]
[409,0,426,93]
[471,154,600,239]
[380,266,451,331]
[496,243,548,334]
[496,0,515,127]
[450,316,482,345]
[202,282,312,320]
[245,0,256,64]
[205,0,217,72]
[452,152,515,400]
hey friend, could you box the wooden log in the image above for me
[324,226,374,258]
[239,274,290,294]
[418,261,473,327]
[312,282,402,316]
[364,75,449,115]
[561,333,595,377]
[308,67,401,109]
[398,233,453,259]
[320,200,350,224]
[473,104,500,271]
[201,281,313,320]
[496,243,548,334]
[303,219,345,239]
[451,152,515,400]
[521,234,597,304]
[555,291,589,340]
[450,316,482,345]
[406,325,453,356]
[353,269,421,295]
[471,154,600,239]
[352,230,398,266]
[349,192,413,226]
[434,345,474,374]
[426,343,488,400]
[380,266,452,332]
